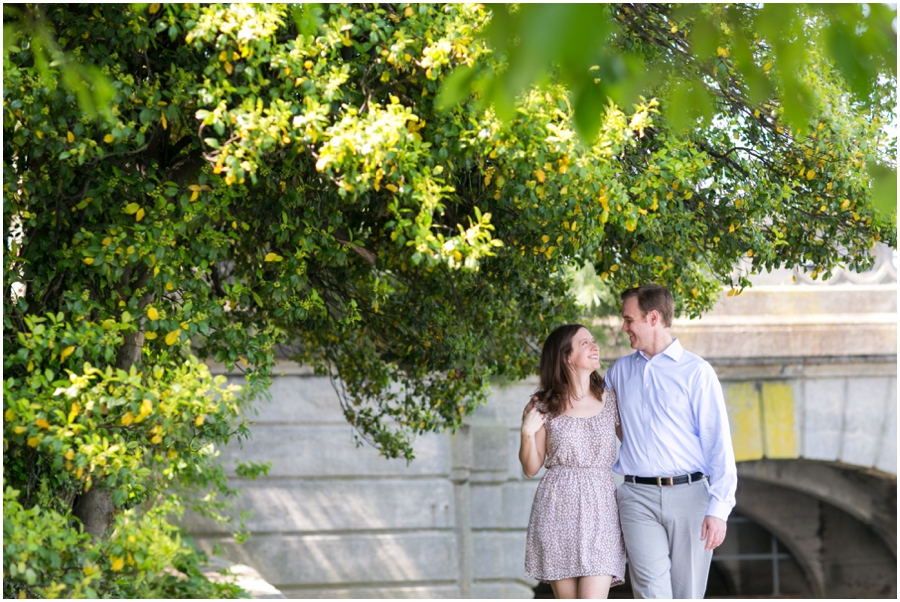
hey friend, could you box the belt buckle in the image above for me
[657,476,673,487]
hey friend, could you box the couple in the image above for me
[519,284,738,599]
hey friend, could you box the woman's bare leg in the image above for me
[550,578,579,599]
[577,575,613,599]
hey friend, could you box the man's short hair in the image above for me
[621,284,674,328]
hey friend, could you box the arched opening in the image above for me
[707,512,810,597]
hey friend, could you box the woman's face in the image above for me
[567,327,600,373]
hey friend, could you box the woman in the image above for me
[520,324,626,599]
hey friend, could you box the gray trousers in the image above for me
[617,479,713,599]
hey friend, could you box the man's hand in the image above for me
[700,515,726,551]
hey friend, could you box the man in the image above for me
[604,284,737,599]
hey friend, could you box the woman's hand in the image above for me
[518,398,546,478]
[521,407,544,437]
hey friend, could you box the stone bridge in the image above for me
[187,246,896,598]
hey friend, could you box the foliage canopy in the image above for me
[3,3,895,597]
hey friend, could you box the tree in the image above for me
[3,3,894,597]
[443,3,898,214]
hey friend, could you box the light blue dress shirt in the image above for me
[606,338,737,521]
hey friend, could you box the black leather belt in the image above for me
[625,472,706,486]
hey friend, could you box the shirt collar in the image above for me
[636,338,683,362]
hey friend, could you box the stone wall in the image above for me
[185,279,896,598]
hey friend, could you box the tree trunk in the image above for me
[72,486,114,540]
[73,329,146,537]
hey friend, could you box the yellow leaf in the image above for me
[541,235,550,243]
[195,414,205,426]
[102,237,112,246]
[60,346,76,361]
[264,252,283,262]
[135,207,145,221]
[763,61,772,72]
[123,202,140,214]
[161,113,167,130]
[111,556,125,571]
[149,3,161,14]
[27,436,41,448]
[4,408,13,422]
[165,281,174,291]
[83,257,94,265]
[405,5,414,17]
[68,402,80,423]
[140,398,153,417]
[840,199,850,210]
[534,169,546,183]
[385,184,398,193]
[67,131,74,143]
[806,170,815,180]
[35,130,43,139]
[165,329,182,345]
[224,61,233,75]
[121,412,134,426]
[151,434,162,444]
[189,190,199,202]
[716,46,729,57]
[146,307,159,321]
[753,109,760,118]
[65,449,75,460]
[14,426,27,435]
[103,134,114,143]
[144,331,157,340]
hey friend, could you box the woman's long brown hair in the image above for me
[533,324,605,416]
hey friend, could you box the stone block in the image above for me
[279,585,461,598]
[875,378,897,474]
[217,426,451,478]
[724,382,763,462]
[233,376,346,424]
[470,424,509,473]
[470,481,539,530]
[487,378,540,427]
[840,378,893,469]
[182,479,455,534]
[472,531,528,580]
[470,581,536,598]
[801,379,845,461]
[761,381,800,459]
[195,532,458,587]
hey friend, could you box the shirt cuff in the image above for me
[706,499,733,522]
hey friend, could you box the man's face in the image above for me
[621,296,654,352]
